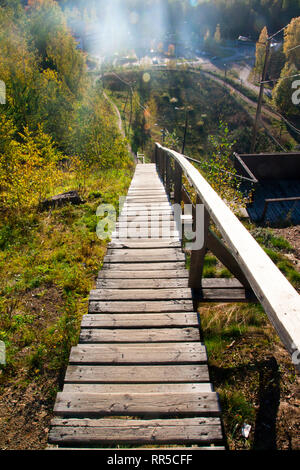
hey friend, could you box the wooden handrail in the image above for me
[154,142,300,372]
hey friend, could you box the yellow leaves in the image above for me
[0,118,63,213]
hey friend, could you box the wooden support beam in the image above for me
[189,196,210,310]
[207,229,254,295]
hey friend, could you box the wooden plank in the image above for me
[64,364,210,383]
[101,262,186,271]
[156,144,300,369]
[201,288,246,302]
[89,300,194,313]
[108,239,181,249]
[69,342,207,364]
[125,195,169,200]
[123,202,172,208]
[118,215,175,222]
[120,210,173,216]
[48,417,223,445]
[96,278,241,289]
[89,288,192,301]
[63,383,213,394]
[81,313,199,329]
[79,328,200,343]
[97,269,189,280]
[96,278,189,289]
[106,248,181,257]
[111,231,180,239]
[115,222,178,229]
[104,253,185,263]
[53,392,221,417]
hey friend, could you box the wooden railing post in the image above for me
[189,196,210,311]
[174,161,182,206]
[166,155,171,198]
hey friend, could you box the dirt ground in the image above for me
[272,225,300,271]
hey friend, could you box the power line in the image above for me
[286,44,300,53]
[268,24,289,41]
[261,73,300,84]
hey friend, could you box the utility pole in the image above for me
[250,39,271,153]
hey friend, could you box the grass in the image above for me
[0,164,133,387]
[195,222,300,450]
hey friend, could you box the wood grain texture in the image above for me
[88,300,194,313]
[48,417,223,445]
[81,313,199,329]
[89,288,192,301]
[69,342,207,364]
[79,327,200,343]
[63,383,213,394]
[64,364,210,384]
[54,391,221,417]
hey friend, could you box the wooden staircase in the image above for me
[48,163,224,449]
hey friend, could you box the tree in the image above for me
[273,17,300,117]
[255,26,268,79]
[283,16,300,70]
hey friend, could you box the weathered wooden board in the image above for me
[120,209,173,216]
[79,327,200,343]
[96,278,189,289]
[89,288,192,301]
[96,278,242,289]
[81,313,198,329]
[101,262,186,271]
[108,239,181,249]
[97,269,189,280]
[69,342,207,364]
[118,217,174,226]
[63,383,213,394]
[104,253,185,263]
[64,364,210,383]
[111,231,180,239]
[54,392,220,417]
[106,248,180,257]
[48,417,223,445]
[88,300,194,313]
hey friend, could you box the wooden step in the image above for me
[103,253,185,263]
[96,278,189,289]
[64,364,210,384]
[88,300,194,313]
[101,262,186,271]
[48,417,223,446]
[69,342,207,365]
[63,383,213,393]
[79,327,200,343]
[97,269,189,279]
[108,239,181,249]
[53,392,221,417]
[89,288,192,301]
[81,313,199,329]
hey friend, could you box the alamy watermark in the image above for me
[96,198,205,250]
[292,80,300,105]
[0,80,6,104]
[0,341,5,366]
[291,342,300,367]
